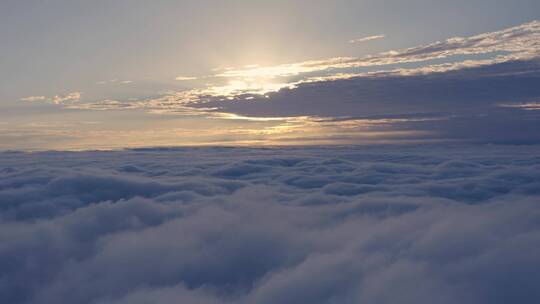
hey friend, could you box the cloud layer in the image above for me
[1,145,540,303]
[349,35,385,44]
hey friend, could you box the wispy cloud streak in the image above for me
[21,92,82,104]
[348,34,385,44]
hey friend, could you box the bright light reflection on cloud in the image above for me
[499,102,540,110]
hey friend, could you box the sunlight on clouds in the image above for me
[499,102,540,110]
[66,99,141,111]
[175,76,198,81]
[0,111,441,150]
[215,113,300,122]
[96,79,134,85]
[227,116,441,143]
[214,20,539,81]
[214,57,358,79]
[20,96,47,102]
[23,20,540,117]
[216,79,291,96]
[21,92,82,104]
[52,92,82,104]
[11,21,540,149]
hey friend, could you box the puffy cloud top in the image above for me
[1,145,540,303]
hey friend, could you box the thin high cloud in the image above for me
[58,20,540,113]
[96,79,134,85]
[21,92,82,104]
[499,101,540,110]
[20,96,47,102]
[212,20,539,79]
[348,34,385,44]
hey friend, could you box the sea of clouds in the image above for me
[1,145,540,304]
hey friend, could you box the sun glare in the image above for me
[207,77,291,98]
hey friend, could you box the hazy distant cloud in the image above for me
[191,58,540,144]
[20,96,47,102]
[97,79,134,85]
[348,34,385,44]
[499,101,540,110]
[52,92,82,104]
[66,99,141,111]
[176,76,198,81]
[32,21,540,144]
[20,92,82,105]
[213,20,540,79]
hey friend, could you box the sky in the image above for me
[1,0,540,150]
[2,3,540,302]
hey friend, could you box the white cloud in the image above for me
[213,20,540,81]
[348,34,385,44]
[499,102,540,110]
[65,99,140,110]
[20,96,46,102]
